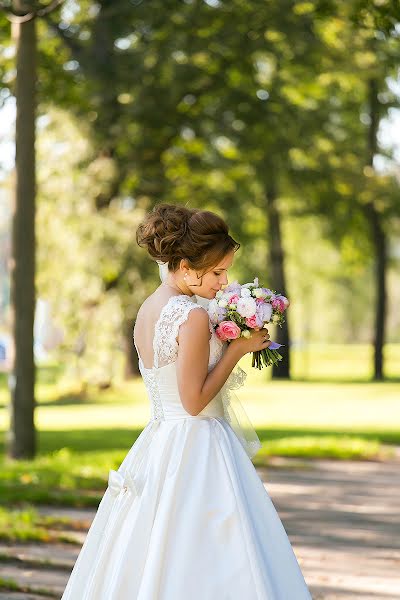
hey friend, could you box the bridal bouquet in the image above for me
[207,278,289,370]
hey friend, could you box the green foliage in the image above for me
[1,0,399,378]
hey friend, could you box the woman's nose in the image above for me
[220,274,228,285]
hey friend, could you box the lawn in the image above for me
[0,344,399,508]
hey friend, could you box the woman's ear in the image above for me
[179,258,190,274]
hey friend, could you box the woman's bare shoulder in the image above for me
[136,289,166,318]
[136,289,198,325]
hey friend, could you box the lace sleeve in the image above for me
[153,297,209,368]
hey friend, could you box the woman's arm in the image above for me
[176,308,270,416]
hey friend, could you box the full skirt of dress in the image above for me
[61,416,312,600]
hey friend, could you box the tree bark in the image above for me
[365,204,386,380]
[366,78,386,381]
[265,180,291,379]
[8,15,37,458]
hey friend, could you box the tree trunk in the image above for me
[363,200,386,380]
[366,78,386,381]
[265,180,291,379]
[7,15,37,459]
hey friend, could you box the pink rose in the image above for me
[276,295,290,309]
[229,294,239,304]
[216,320,241,341]
[271,298,285,313]
[245,314,263,329]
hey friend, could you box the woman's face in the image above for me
[189,250,235,299]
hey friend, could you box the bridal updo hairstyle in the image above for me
[136,203,240,282]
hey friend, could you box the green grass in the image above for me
[290,342,400,381]
[0,506,80,543]
[0,344,399,507]
[0,445,130,506]
[253,434,387,462]
[0,574,58,597]
[0,577,19,591]
[0,428,393,510]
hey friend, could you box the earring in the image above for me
[184,273,188,280]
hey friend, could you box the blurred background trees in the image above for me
[0,0,399,457]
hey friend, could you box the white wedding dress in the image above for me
[61,292,312,599]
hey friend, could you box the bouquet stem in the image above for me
[252,348,283,370]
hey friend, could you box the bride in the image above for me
[61,203,312,599]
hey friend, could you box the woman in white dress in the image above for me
[61,203,312,599]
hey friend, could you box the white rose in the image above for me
[253,288,264,298]
[237,297,257,318]
[241,329,251,338]
[253,277,259,287]
[216,290,223,299]
[241,287,251,298]
[218,299,228,308]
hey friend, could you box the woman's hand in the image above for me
[230,328,271,357]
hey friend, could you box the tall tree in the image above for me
[8,2,36,458]
[1,0,63,458]
[2,0,398,384]
[292,1,400,379]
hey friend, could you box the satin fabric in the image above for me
[62,417,311,599]
[61,296,312,599]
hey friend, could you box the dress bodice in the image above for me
[133,295,226,421]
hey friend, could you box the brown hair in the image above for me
[136,203,240,283]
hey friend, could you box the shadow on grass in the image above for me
[1,426,399,456]
[256,427,400,445]
[0,428,143,455]
[0,426,398,507]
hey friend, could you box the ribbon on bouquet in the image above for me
[268,341,284,350]
[219,365,262,460]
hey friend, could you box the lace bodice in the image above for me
[133,295,224,421]
[133,293,261,459]
[153,295,213,368]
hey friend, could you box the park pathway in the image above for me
[1,454,399,599]
[261,454,400,599]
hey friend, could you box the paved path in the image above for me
[1,456,399,599]
[263,455,400,599]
